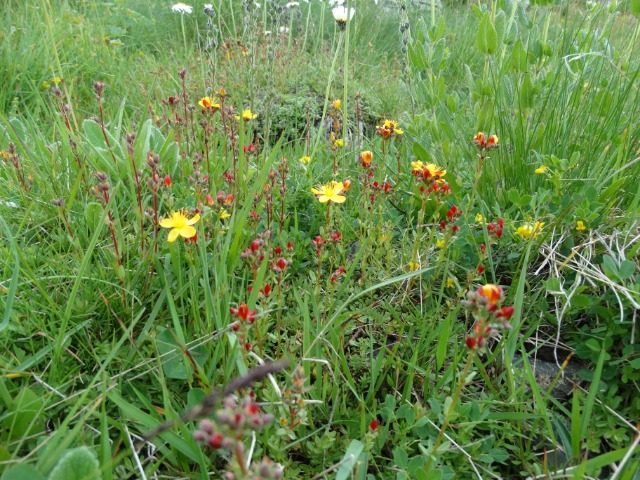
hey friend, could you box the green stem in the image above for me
[424,350,476,474]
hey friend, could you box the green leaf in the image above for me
[1,388,45,439]
[510,39,528,71]
[335,440,364,480]
[156,328,187,380]
[48,447,101,480]
[477,99,494,132]
[3,464,46,480]
[494,10,506,46]
[520,72,536,110]
[477,13,498,55]
[602,255,619,279]
[617,260,636,281]
[393,446,409,469]
[412,141,430,161]
[630,0,640,17]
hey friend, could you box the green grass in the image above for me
[1,0,639,478]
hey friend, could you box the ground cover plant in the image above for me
[1,0,640,478]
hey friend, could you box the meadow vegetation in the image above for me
[1,0,640,478]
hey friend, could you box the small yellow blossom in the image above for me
[333,99,341,110]
[334,139,345,148]
[515,222,544,240]
[0,150,12,160]
[436,239,445,249]
[51,76,62,85]
[219,208,231,220]
[41,81,50,90]
[411,161,446,178]
[159,210,200,242]
[535,165,548,174]
[409,261,420,271]
[576,221,586,231]
[475,213,484,223]
[376,119,403,138]
[360,151,373,164]
[236,109,257,121]
[446,278,455,289]
[311,181,347,204]
[299,155,311,165]
[198,96,220,109]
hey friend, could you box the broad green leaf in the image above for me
[520,72,536,110]
[618,260,636,281]
[510,39,528,71]
[48,447,101,480]
[3,464,46,480]
[477,13,497,55]
[335,440,364,480]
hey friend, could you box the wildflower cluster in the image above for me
[229,302,257,351]
[280,366,308,429]
[462,284,514,351]
[515,221,544,240]
[411,161,450,196]
[192,395,282,479]
[473,132,499,151]
[376,119,404,139]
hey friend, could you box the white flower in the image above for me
[204,3,213,9]
[332,6,355,27]
[172,3,193,13]
[329,0,345,6]
[279,26,290,33]
[286,1,300,7]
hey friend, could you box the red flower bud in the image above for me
[477,264,485,274]
[480,243,486,253]
[163,175,172,188]
[206,194,214,205]
[496,306,515,319]
[369,419,379,431]
[209,433,223,448]
[466,337,477,349]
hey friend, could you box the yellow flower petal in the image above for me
[167,228,180,243]
[159,217,176,228]
[187,213,201,225]
[179,225,197,239]
[331,194,346,203]
[318,195,331,203]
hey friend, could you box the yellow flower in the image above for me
[535,165,548,174]
[51,76,62,85]
[311,181,347,204]
[409,261,420,271]
[236,109,257,121]
[219,208,231,220]
[360,150,373,164]
[198,96,220,109]
[576,221,586,231]
[334,139,345,148]
[376,119,403,138]
[411,161,446,178]
[446,278,455,289]
[515,222,544,240]
[382,119,403,135]
[159,211,200,242]
[436,239,445,249]
[41,81,50,90]
[475,213,484,223]
[299,155,311,165]
[333,99,341,110]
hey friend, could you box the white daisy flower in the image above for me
[172,3,193,14]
